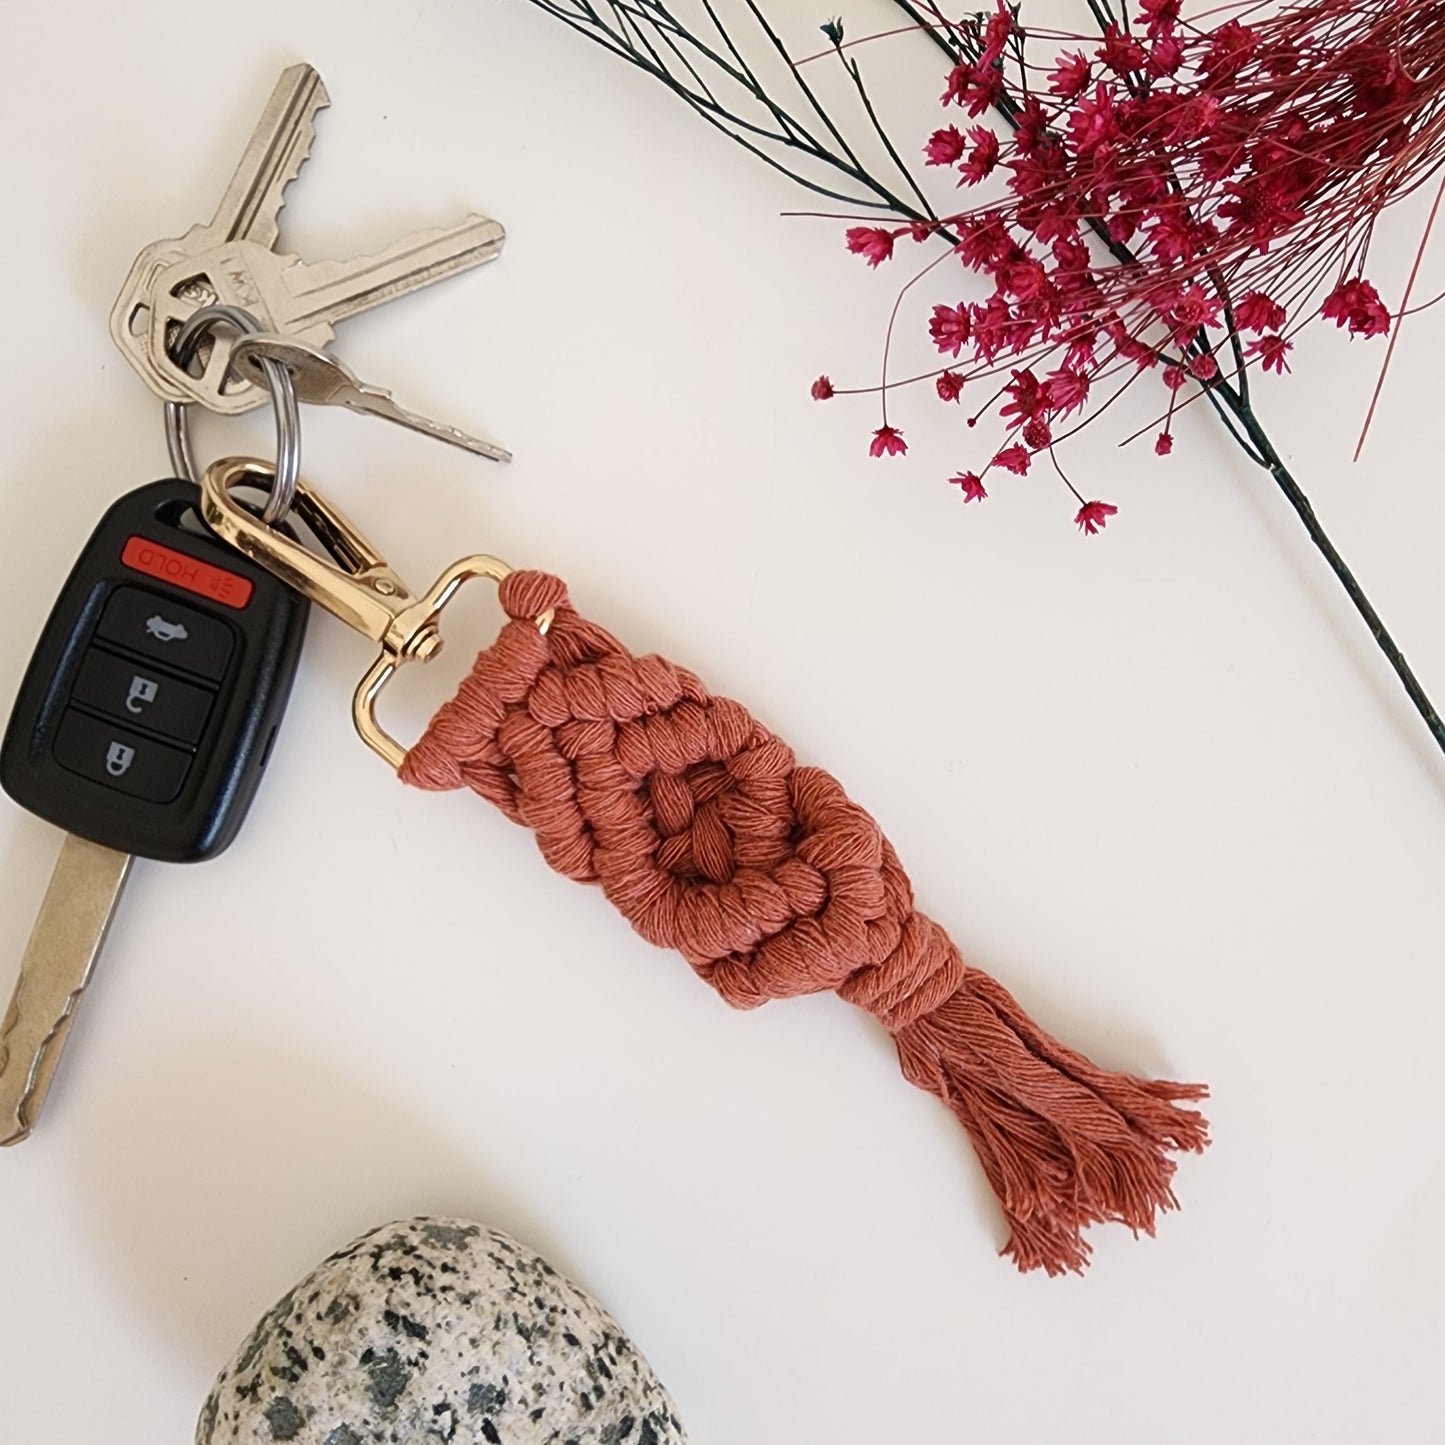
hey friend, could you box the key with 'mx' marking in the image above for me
[111,63,505,416]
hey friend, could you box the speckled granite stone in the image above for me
[197,1217,687,1445]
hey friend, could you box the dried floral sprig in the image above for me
[826,0,1442,496]
[525,0,1445,762]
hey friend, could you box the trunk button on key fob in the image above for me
[95,586,235,682]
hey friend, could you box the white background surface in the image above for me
[2,2,1443,1441]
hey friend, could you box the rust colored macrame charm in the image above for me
[401,571,1209,1275]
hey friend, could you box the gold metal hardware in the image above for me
[200,456,552,769]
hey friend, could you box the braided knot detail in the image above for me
[402,571,961,1031]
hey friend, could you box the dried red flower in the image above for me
[958,126,1001,185]
[1046,366,1091,416]
[1075,500,1119,534]
[1048,52,1091,100]
[942,59,1003,116]
[925,126,966,166]
[1248,335,1292,374]
[1166,287,1224,345]
[1140,0,1181,36]
[1023,419,1053,450]
[870,425,908,457]
[993,444,1032,475]
[1149,33,1185,75]
[1000,369,1048,427]
[936,370,966,402]
[846,226,896,267]
[811,375,835,401]
[1323,278,1392,337]
[1099,23,1148,76]
[929,303,972,356]
[951,471,988,502]
[1234,291,1287,333]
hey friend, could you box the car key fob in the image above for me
[1,477,308,862]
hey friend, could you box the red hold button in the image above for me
[121,536,254,610]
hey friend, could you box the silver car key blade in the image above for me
[110,64,330,405]
[230,333,511,461]
[0,836,132,1145]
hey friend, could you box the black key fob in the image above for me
[1,479,308,862]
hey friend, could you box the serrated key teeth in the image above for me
[208,63,331,250]
[428,422,511,463]
[229,332,514,461]
[0,1026,48,1147]
[0,1114,34,1147]
[276,214,507,335]
[0,839,131,1145]
[0,1010,50,1147]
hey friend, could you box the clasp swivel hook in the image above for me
[200,456,553,769]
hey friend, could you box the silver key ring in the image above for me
[163,305,302,524]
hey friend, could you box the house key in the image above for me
[229,334,511,462]
[110,64,330,408]
[111,63,506,415]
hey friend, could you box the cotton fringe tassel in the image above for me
[890,967,1207,1274]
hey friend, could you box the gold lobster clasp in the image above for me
[200,456,552,769]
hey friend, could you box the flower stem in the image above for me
[1226,400,1445,755]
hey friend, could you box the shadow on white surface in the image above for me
[68,1031,573,1385]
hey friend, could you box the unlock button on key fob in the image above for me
[70,649,214,745]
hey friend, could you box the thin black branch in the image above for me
[889,0,964,65]
[739,0,867,166]
[843,53,936,217]
[1237,411,1445,753]
[527,0,937,217]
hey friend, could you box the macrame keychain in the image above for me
[205,456,1209,1277]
